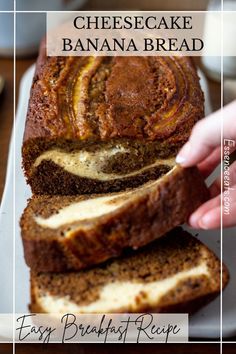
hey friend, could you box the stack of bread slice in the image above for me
[20,46,229,314]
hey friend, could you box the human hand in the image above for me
[176,100,236,229]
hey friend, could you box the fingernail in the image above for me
[189,213,200,228]
[198,213,212,229]
[176,155,186,164]
[176,143,191,165]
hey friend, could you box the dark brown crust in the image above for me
[21,166,209,272]
[29,230,229,314]
[22,41,204,195]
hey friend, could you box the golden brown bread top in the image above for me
[24,44,204,143]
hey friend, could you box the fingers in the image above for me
[176,100,236,167]
[192,202,236,229]
[177,100,236,229]
[189,194,221,229]
[188,184,236,229]
[176,112,221,166]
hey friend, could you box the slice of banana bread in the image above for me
[30,228,229,314]
[21,165,209,272]
[22,41,204,195]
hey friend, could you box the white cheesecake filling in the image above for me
[34,165,177,229]
[37,262,209,313]
[33,147,175,181]
[34,194,128,229]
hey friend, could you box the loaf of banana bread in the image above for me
[22,42,204,195]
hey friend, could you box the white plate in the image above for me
[0,64,235,340]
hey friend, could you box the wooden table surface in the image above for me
[1,343,236,354]
[0,58,13,200]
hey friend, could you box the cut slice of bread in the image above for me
[21,165,209,272]
[30,228,229,314]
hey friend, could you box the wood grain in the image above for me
[81,0,208,10]
[0,58,13,201]
[1,343,236,354]
[0,343,226,354]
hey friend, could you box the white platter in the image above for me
[0,64,235,340]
